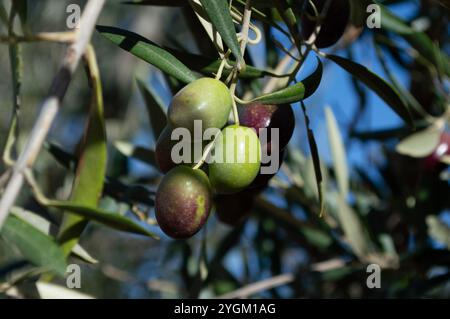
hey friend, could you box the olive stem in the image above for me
[192,131,221,170]
[262,0,331,94]
[0,31,76,44]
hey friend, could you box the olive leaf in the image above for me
[49,201,158,240]
[199,0,243,65]
[97,25,198,84]
[378,3,450,77]
[58,47,108,257]
[248,57,323,104]
[396,125,442,158]
[325,106,349,199]
[326,54,413,128]
[11,207,98,264]
[1,215,67,277]
[301,102,325,217]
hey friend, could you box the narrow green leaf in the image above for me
[136,78,167,139]
[396,125,442,158]
[199,0,243,64]
[249,58,323,104]
[11,207,98,264]
[58,46,108,257]
[169,49,280,79]
[335,196,373,258]
[1,215,67,276]
[325,107,349,199]
[50,201,158,240]
[97,25,198,84]
[301,102,325,217]
[326,54,413,127]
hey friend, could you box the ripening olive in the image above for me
[209,125,261,194]
[300,0,350,48]
[238,103,295,153]
[155,166,212,239]
[155,125,204,173]
[168,78,232,135]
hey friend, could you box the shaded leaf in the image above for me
[50,201,158,240]
[396,125,442,158]
[97,25,198,84]
[199,0,243,64]
[325,107,349,198]
[114,141,157,168]
[326,54,413,127]
[11,207,98,264]
[1,215,66,276]
[136,78,167,139]
[301,102,325,217]
[58,46,108,257]
[378,3,450,77]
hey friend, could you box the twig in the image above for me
[0,0,106,229]
[217,273,294,299]
[0,31,76,44]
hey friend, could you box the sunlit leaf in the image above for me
[335,196,373,259]
[248,58,323,104]
[396,125,442,158]
[199,0,243,64]
[325,107,349,199]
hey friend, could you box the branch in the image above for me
[0,0,106,229]
[217,273,294,299]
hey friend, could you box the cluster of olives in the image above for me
[154,78,295,238]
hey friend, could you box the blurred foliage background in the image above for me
[0,0,449,298]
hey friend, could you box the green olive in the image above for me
[168,78,232,134]
[209,125,261,194]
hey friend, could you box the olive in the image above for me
[155,166,212,239]
[168,78,232,135]
[209,125,261,194]
[155,125,204,173]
